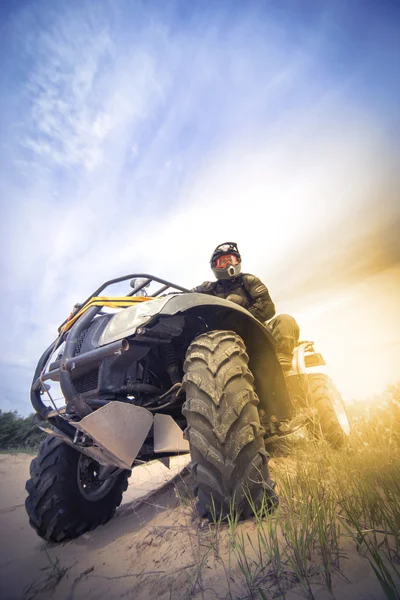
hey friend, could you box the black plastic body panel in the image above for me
[70,312,153,398]
[76,313,112,355]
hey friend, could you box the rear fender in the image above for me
[284,343,328,410]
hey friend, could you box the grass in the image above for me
[172,398,400,599]
[21,549,71,600]
[265,434,400,599]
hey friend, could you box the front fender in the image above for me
[160,294,295,422]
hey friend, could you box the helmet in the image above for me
[210,242,242,280]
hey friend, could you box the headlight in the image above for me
[98,296,172,345]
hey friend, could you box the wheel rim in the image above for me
[77,455,115,501]
[330,390,351,436]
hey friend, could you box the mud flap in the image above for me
[153,414,190,453]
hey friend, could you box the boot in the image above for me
[277,352,293,372]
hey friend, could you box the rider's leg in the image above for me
[266,314,300,370]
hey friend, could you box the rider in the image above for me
[192,242,300,370]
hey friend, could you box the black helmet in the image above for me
[210,242,242,280]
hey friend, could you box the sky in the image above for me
[0,0,399,415]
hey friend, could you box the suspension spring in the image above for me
[160,345,180,384]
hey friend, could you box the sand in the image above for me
[0,452,392,600]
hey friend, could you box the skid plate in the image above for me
[73,402,153,469]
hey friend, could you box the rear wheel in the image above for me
[25,436,130,542]
[307,374,350,448]
[182,330,278,520]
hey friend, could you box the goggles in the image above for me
[215,254,240,269]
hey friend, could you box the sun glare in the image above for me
[288,267,400,403]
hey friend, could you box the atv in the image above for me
[26,274,350,542]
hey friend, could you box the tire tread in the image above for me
[25,436,130,542]
[183,330,277,519]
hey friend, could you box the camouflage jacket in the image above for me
[192,273,276,323]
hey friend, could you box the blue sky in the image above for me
[1,0,399,414]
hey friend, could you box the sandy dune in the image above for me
[0,453,392,600]
[0,452,190,600]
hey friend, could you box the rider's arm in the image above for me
[242,274,276,322]
[191,281,215,294]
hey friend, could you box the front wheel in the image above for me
[182,330,278,520]
[307,374,351,448]
[25,436,130,542]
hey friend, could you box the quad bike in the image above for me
[25,274,350,542]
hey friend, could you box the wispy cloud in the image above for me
[1,0,399,412]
